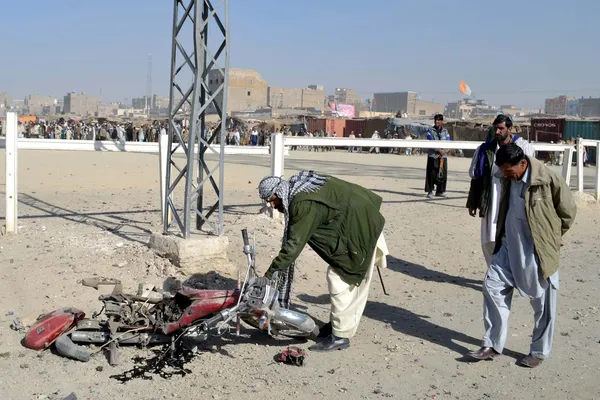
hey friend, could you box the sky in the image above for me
[2,0,600,109]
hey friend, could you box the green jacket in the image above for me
[266,177,386,286]
[493,156,577,279]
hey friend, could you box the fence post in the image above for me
[562,146,574,187]
[596,142,600,201]
[5,112,18,234]
[269,133,285,219]
[158,132,172,225]
[576,138,584,193]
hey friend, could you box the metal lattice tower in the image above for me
[163,0,230,238]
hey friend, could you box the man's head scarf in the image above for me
[258,170,328,308]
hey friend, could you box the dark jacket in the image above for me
[266,177,385,286]
[494,156,577,279]
[466,140,497,217]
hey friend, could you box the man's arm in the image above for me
[265,201,326,278]
[551,172,577,236]
[426,129,441,154]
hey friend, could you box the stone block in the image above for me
[148,233,236,276]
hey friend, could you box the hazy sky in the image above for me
[2,0,599,109]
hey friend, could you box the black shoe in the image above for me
[318,322,332,338]
[308,334,350,352]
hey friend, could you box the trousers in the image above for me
[482,262,557,358]
[327,233,388,338]
[425,156,448,194]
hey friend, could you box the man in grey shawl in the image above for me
[258,170,388,352]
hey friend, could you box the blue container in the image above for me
[564,120,599,164]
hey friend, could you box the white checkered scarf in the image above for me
[258,170,329,308]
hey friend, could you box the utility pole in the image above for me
[146,53,152,115]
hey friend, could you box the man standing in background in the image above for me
[425,114,450,198]
[468,143,576,368]
[467,114,535,265]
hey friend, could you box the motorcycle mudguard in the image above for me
[23,308,85,350]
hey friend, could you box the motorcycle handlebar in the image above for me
[241,229,249,247]
[202,312,225,331]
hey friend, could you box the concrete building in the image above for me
[63,92,100,116]
[0,92,13,111]
[500,105,527,118]
[567,98,581,117]
[544,95,573,116]
[335,88,361,106]
[414,100,444,117]
[267,86,325,110]
[207,68,268,113]
[25,95,56,115]
[579,97,600,117]
[446,99,500,119]
[373,92,417,114]
[152,94,170,114]
[97,103,119,117]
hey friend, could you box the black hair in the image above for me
[434,114,444,121]
[492,114,513,128]
[495,142,526,167]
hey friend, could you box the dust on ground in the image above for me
[0,150,599,400]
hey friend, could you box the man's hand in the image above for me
[438,149,446,156]
[469,208,477,217]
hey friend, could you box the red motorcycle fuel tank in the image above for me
[23,308,85,350]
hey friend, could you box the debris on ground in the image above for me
[277,346,307,367]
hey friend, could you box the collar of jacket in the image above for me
[495,156,551,186]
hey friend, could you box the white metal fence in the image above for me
[0,137,276,156]
[269,134,600,201]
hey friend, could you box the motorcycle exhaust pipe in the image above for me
[70,331,171,345]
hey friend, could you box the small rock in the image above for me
[96,366,103,372]
[0,352,10,358]
[20,363,29,369]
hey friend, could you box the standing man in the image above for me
[258,171,389,352]
[467,114,535,265]
[425,114,450,198]
[468,143,576,368]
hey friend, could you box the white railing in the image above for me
[270,134,598,200]
[0,137,278,156]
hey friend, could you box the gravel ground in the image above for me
[0,149,598,400]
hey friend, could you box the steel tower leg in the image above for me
[164,0,229,238]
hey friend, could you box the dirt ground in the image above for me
[0,149,599,400]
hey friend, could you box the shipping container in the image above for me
[563,120,600,164]
[530,118,564,142]
[325,119,346,137]
[307,118,326,133]
[344,119,366,137]
[364,118,388,138]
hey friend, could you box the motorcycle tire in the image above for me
[54,334,91,362]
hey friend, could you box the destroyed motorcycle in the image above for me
[23,229,319,364]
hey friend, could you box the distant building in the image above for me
[308,84,324,91]
[63,92,99,116]
[267,86,325,110]
[335,88,361,107]
[544,95,573,116]
[567,99,580,117]
[500,105,527,118]
[414,100,444,117]
[97,103,119,117]
[446,98,500,119]
[0,92,13,111]
[579,97,600,117]
[373,92,417,114]
[207,68,268,113]
[25,95,56,115]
